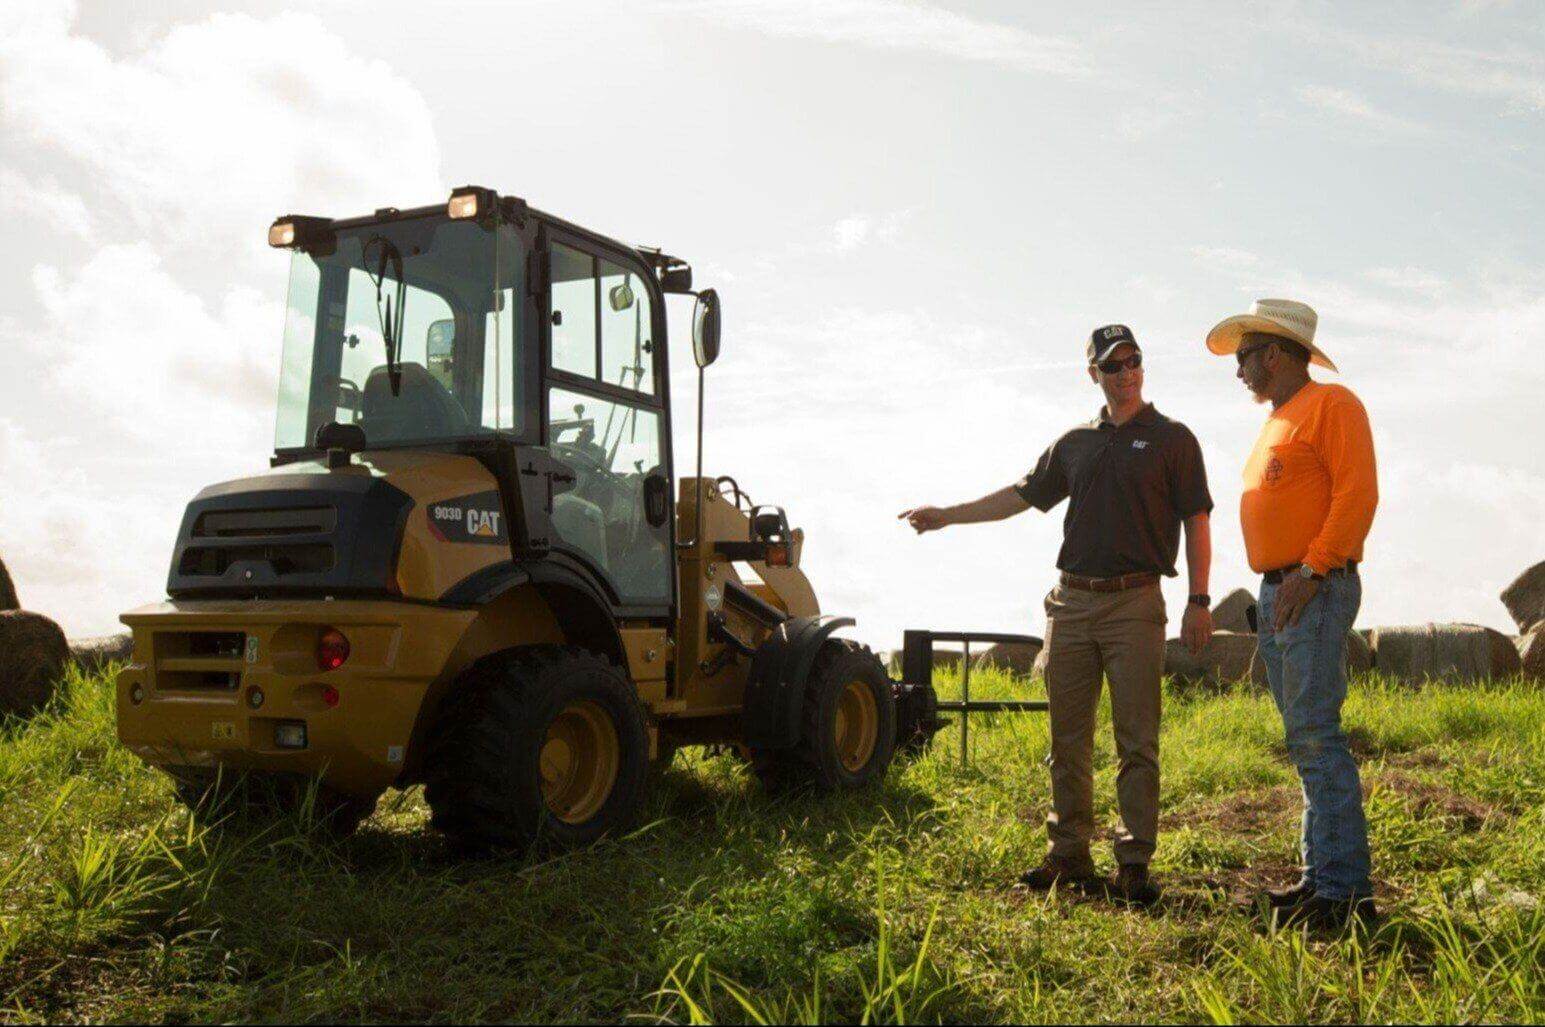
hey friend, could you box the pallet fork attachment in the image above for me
[900,630,1048,767]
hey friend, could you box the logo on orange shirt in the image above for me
[1264,456,1283,485]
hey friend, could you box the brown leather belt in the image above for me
[1059,571,1159,593]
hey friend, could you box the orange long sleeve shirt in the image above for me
[1240,381,1378,575]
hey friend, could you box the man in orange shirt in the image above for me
[1207,299,1379,930]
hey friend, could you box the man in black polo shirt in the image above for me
[900,325,1214,905]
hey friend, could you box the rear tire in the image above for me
[753,639,896,792]
[423,645,650,853]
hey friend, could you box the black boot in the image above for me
[1017,852,1099,891]
[1273,894,1379,931]
[1111,863,1161,907]
[1259,879,1315,909]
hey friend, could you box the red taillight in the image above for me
[317,628,349,671]
[321,685,340,708]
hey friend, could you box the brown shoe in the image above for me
[1018,852,1099,891]
[1111,863,1161,907]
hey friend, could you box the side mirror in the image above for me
[693,288,721,369]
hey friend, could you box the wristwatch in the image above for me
[1187,593,1210,607]
[1299,564,1325,582]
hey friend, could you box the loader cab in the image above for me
[268,189,681,616]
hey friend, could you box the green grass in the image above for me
[2,664,1542,1023]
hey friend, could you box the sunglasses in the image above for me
[1096,352,1142,374]
[1235,344,1269,366]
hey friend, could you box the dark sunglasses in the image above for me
[1235,344,1269,366]
[1096,352,1142,374]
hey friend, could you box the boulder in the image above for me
[1519,627,1545,683]
[971,640,1044,676]
[70,632,134,673]
[1211,588,1257,633]
[1165,631,1259,685]
[1501,562,1545,634]
[0,555,17,611]
[1371,623,1523,684]
[0,610,69,718]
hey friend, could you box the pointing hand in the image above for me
[898,506,950,534]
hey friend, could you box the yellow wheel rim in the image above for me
[539,700,620,824]
[833,679,879,772]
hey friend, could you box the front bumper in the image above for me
[116,599,476,796]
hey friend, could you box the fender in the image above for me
[439,557,625,668]
[741,614,855,749]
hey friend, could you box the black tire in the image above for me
[753,639,897,792]
[422,645,650,853]
[173,772,378,836]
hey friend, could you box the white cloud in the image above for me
[1362,266,1450,291]
[671,0,1088,76]
[1296,84,1431,135]
[1310,28,1545,112]
[0,167,94,239]
[829,208,914,251]
[1190,245,1261,268]
[0,6,442,258]
[0,2,445,637]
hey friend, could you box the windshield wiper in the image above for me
[362,234,407,396]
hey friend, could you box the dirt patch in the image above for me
[1368,770,1496,831]
[1382,747,1447,771]
[1170,785,1298,835]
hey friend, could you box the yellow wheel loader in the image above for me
[116,186,943,848]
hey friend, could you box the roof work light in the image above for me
[447,185,497,220]
[268,215,333,249]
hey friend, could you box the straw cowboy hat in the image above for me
[1205,298,1338,372]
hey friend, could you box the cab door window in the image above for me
[599,260,655,394]
[547,387,670,605]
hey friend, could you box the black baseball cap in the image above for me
[1087,324,1139,364]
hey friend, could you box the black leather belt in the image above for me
[1263,560,1358,585]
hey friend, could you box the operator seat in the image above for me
[359,363,470,442]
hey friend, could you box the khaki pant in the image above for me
[1042,582,1166,866]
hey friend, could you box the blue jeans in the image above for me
[1257,573,1371,900]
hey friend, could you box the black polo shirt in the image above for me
[1013,404,1212,578]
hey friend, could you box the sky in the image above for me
[1,0,1542,649]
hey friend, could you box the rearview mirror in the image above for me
[608,281,635,312]
[426,319,455,388]
[693,289,721,369]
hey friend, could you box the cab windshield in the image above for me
[274,216,523,451]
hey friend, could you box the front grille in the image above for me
[178,542,335,578]
[155,630,246,691]
[166,472,411,599]
[192,506,336,538]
